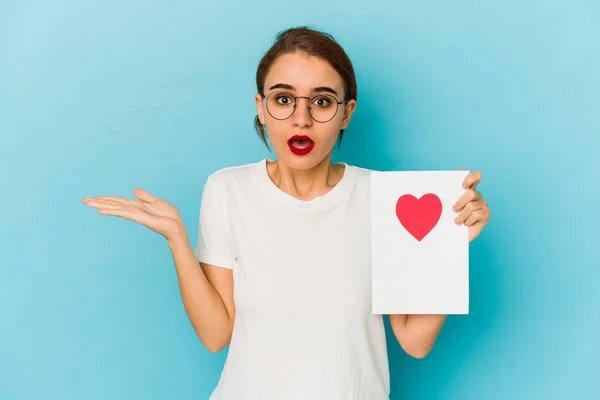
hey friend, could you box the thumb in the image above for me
[134,188,157,202]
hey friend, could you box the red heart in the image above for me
[395,193,442,241]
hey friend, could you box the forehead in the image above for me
[265,52,344,93]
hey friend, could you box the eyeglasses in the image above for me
[261,90,347,123]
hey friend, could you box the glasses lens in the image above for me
[266,91,296,120]
[308,94,338,122]
[266,91,339,122]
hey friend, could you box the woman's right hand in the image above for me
[82,188,185,240]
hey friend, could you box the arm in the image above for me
[82,187,235,353]
[168,224,235,353]
[388,314,447,359]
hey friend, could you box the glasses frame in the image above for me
[261,91,347,123]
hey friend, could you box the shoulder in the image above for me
[204,159,262,193]
[348,164,374,175]
[344,162,375,183]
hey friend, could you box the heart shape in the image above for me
[395,193,442,241]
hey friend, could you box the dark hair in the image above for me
[254,26,358,149]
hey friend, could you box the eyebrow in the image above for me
[268,83,339,97]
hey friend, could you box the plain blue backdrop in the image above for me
[1,0,598,399]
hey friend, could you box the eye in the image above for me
[312,96,332,107]
[275,93,293,105]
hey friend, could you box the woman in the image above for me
[82,26,491,400]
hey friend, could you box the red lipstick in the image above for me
[287,135,315,155]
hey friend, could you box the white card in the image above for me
[370,170,470,315]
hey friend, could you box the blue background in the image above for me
[1,1,598,399]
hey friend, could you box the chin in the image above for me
[278,151,323,171]
[286,156,317,170]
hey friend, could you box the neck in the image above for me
[267,155,345,201]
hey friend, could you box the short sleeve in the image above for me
[194,176,236,270]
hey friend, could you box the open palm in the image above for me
[82,188,182,239]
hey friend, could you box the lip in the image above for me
[287,135,315,156]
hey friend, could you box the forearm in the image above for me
[389,314,447,358]
[167,226,232,352]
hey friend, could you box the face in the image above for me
[255,52,357,170]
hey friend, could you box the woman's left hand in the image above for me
[452,170,491,242]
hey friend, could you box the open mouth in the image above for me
[288,135,315,155]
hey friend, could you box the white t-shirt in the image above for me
[194,157,390,400]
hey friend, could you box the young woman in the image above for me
[83,26,491,400]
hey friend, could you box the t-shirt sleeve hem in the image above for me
[194,248,234,270]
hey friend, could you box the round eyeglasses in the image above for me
[261,90,347,123]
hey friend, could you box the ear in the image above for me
[340,99,356,130]
[255,93,266,125]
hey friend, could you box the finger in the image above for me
[85,199,133,210]
[83,196,136,206]
[463,209,490,226]
[462,170,482,189]
[453,189,482,212]
[98,207,137,221]
[455,199,487,225]
[133,188,158,203]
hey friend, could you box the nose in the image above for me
[291,97,312,128]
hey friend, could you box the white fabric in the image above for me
[194,157,390,400]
